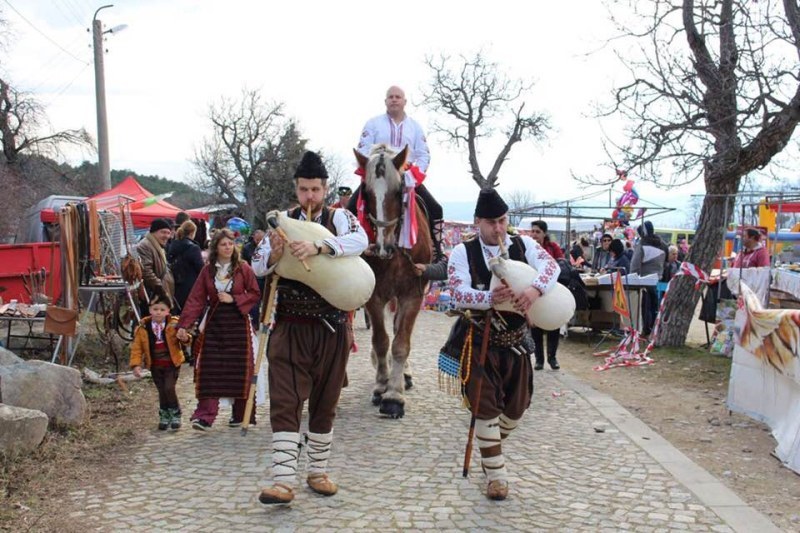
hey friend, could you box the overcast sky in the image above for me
[4,0,705,225]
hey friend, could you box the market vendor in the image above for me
[136,218,175,315]
[733,228,770,268]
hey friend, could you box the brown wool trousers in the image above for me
[464,346,533,421]
[267,319,352,434]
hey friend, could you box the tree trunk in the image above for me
[657,173,739,346]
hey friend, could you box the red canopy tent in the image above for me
[40,176,208,228]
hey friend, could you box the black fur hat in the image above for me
[293,151,328,180]
[474,188,509,219]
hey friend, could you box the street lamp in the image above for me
[92,5,127,191]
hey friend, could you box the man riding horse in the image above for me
[350,85,447,280]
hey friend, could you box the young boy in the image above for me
[130,291,190,430]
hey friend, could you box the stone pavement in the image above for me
[67,310,780,532]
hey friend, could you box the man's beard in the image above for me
[302,200,322,214]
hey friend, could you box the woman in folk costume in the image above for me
[176,228,261,430]
[447,189,560,501]
[252,151,368,505]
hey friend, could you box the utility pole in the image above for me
[93,5,113,191]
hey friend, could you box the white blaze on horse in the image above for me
[354,144,432,419]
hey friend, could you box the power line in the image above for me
[53,0,84,27]
[2,0,89,65]
[43,61,91,105]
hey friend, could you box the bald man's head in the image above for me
[384,86,407,119]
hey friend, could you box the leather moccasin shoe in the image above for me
[258,483,294,505]
[487,479,509,501]
[307,473,338,496]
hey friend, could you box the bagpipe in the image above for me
[265,210,375,311]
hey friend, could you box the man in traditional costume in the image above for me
[253,151,368,505]
[350,85,447,281]
[447,188,560,500]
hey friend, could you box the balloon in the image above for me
[623,179,635,192]
[226,217,251,235]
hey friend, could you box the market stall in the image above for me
[571,273,656,331]
[39,176,209,230]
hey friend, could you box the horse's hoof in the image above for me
[371,391,382,406]
[379,399,405,419]
[404,375,413,390]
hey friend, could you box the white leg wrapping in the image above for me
[475,417,506,482]
[306,430,333,476]
[272,431,301,486]
[499,414,521,440]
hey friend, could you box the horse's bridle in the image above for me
[367,152,403,231]
[367,213,399,228]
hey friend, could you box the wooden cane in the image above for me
[241,273,281,435]
[462,309,494,477]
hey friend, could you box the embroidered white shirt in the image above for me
[447,234,561,310]
[213,261,233,292]
[357,114,431,172]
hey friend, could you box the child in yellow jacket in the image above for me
[130,292,190,430]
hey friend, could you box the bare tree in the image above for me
[591,0,800,346]
[0,78,92,165]
[419,52,550,190]
[191,89,308,226]
[505,189,536,225]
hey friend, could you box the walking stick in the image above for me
[462,309,494,477]
[241,273,280,435]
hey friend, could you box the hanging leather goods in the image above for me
[89,200,101,276]
[44,305,79,337]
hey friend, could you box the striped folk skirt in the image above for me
[194,303,253,399]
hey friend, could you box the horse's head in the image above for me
[354,144,409,258]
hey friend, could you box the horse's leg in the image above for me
[379,295,422,419]
[392,300,413,390]
[366,297,389,406]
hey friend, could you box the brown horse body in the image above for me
[355,144,432,419]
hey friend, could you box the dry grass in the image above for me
[0,326,156,532]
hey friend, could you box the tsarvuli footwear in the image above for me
[258,483,295,504]
[487,479,509,501]
[158,409,170,431]
[307,473,338,496]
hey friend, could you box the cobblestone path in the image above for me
[67,311,778,532]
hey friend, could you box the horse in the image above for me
[353,144,432,419]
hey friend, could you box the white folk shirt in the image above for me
[251,208,368,277]
[447,233,561,310]
[357,114,431,173]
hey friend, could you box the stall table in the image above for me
[571,274,656,332]
[0,315,55,354]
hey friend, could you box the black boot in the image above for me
[534,355,544,371]
[547,354,560,370]
[422,218,447,281]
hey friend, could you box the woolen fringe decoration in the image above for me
[437,321,475,406]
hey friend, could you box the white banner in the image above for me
[727,283,800,474]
